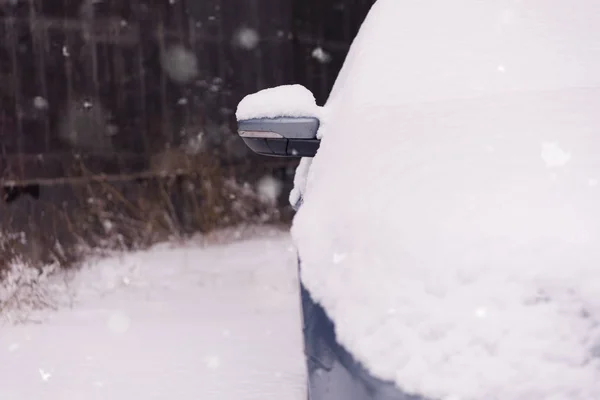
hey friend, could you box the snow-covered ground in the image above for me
[0,229,306,400]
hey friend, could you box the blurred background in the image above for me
[0,0,374,272]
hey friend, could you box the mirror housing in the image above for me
[236,85,321,157]
[237,117,320,157]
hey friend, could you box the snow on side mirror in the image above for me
[236,85,321,158]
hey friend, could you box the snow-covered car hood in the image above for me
[291,1,600,399]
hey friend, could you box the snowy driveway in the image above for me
[0,231,306,400]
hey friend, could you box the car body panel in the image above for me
[301,282,426,400]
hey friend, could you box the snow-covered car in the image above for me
[237,1,600,399]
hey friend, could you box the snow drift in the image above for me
[0,231,306,400]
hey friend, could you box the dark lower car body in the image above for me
[300,282,426,400]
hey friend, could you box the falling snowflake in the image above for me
[312,47,332,64]
[332,252,347,264]
[39,368,52,382]
[161,45,199,84]
[256,175,282,205]
[541,142,571,168]
[106,124,119,136]
[475,307,488,318]
[205,355,221,369]
[185,132,204,155]
[234,27,260,50]
[102,220,113,232]
[33,96,48,110]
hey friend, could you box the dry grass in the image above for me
[0,156,294,277]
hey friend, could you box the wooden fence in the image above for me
[0,0,374,187]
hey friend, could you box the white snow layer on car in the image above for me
[292,1,600,400]
[236,84,321,121]
[289,157,312,209]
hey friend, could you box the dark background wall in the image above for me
[0,0,375,180]
[0,0,376,268]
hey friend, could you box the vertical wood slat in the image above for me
[6,16,24,178]
[215,0,228,125]
[0,0,374,184]
[28,0,52,152]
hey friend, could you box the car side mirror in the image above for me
[237,117,320,157]
[236,85,321,158]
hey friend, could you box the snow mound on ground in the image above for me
[236,85,320,121]
[0,229,305,400]
[291,1,600,399]
[0,262,71,324]
[0,226,289,324]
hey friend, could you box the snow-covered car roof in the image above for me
[292,1,600,399]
